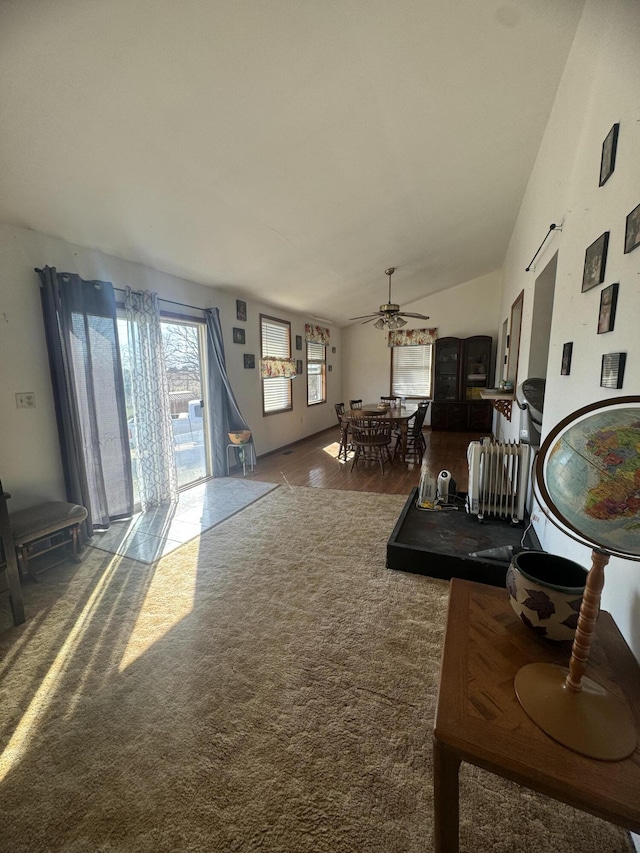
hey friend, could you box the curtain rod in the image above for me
[35,269,208,314]
[525,223,562,272]
[113,286,207,314]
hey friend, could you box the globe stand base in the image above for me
[515,663,637,761]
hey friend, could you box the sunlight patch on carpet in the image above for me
[118,549,199,672]
[0,552,124,782]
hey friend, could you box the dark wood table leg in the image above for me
[433,736,461,853]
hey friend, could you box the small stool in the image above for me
[9,501,88,582]
[226,442,256,477]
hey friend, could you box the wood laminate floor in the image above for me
[233,426,491,495]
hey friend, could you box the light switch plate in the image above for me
[16,392,36,409]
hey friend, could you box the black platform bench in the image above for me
[387,487,541,588]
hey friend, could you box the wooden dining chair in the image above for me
[398,401,430,464]
[350,417,393,474]
[334,403,350,461]
[349,399,363,410]
[380,396,399,406]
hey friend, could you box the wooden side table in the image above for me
[433,579,640,853]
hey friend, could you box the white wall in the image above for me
[0,223,341,510]
[498,0,640,659]
[342,269,503,419]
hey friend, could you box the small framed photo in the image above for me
[296,359,303,375]
[561,342,573,376]
[581,231,609,292]
[232,327,245,345]
[332,346,336,354]
[328,364,333,372]
[600,352,626,389]
[597,283,618,334]
[236,300,247,321]
[599,123,619,187]
[243,353,255,369]
[295,335,303,351]
[624,202,640,254]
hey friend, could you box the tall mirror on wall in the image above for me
[506,290,524,390]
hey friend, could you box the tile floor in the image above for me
[90,477,278,563]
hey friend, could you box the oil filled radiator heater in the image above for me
[466,439,530,522]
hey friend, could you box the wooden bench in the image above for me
[9,501,87,582]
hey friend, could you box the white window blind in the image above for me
[391,344,433,398]
[306,340,325,405]
[261,315,292,413]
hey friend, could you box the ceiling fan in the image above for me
[349,267,430,329]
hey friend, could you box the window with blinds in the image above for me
[306,340,326,405]
[260,314,292,414]
[391,344,433,398]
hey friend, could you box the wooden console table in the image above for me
[433,579,640,853]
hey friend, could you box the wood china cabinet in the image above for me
[431,336,493,431]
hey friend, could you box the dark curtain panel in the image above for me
[39,266,134,532]
[204,308,251,477]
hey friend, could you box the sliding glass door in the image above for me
[118,316,210,504]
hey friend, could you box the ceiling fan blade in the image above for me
[360,316,380,324]
[349,313,380,320]
[399,312,431,320]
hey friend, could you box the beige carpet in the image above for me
[0,486,633,852]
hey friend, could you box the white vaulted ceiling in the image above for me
[0,0,584,325]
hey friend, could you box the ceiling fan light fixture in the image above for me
[348,267,432,328]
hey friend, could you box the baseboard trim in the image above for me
[256,426,336,460]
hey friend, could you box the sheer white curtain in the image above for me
[125,288,178,510]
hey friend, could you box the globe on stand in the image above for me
[514,396,640,760]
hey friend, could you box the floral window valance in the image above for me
[260,357,298,379]
[388,327,438,348]
[305,323,330,345]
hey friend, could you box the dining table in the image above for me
[344,403,418,463]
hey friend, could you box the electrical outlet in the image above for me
[16,392,36,409]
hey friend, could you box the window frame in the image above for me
[306,339,326,406]
[390,342,433,399]
[260,313,293,416]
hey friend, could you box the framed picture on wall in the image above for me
[600,352,626,389]
[599,123,619,187]
[236,300,247,321]
[243,353,255,369]
[295,335,303,350]
[296,359,303,375]
[624,202,640,254]
[581,231,609,292]
[597,283,618,334]
[232,327,245,345]
[561,342,573,376]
